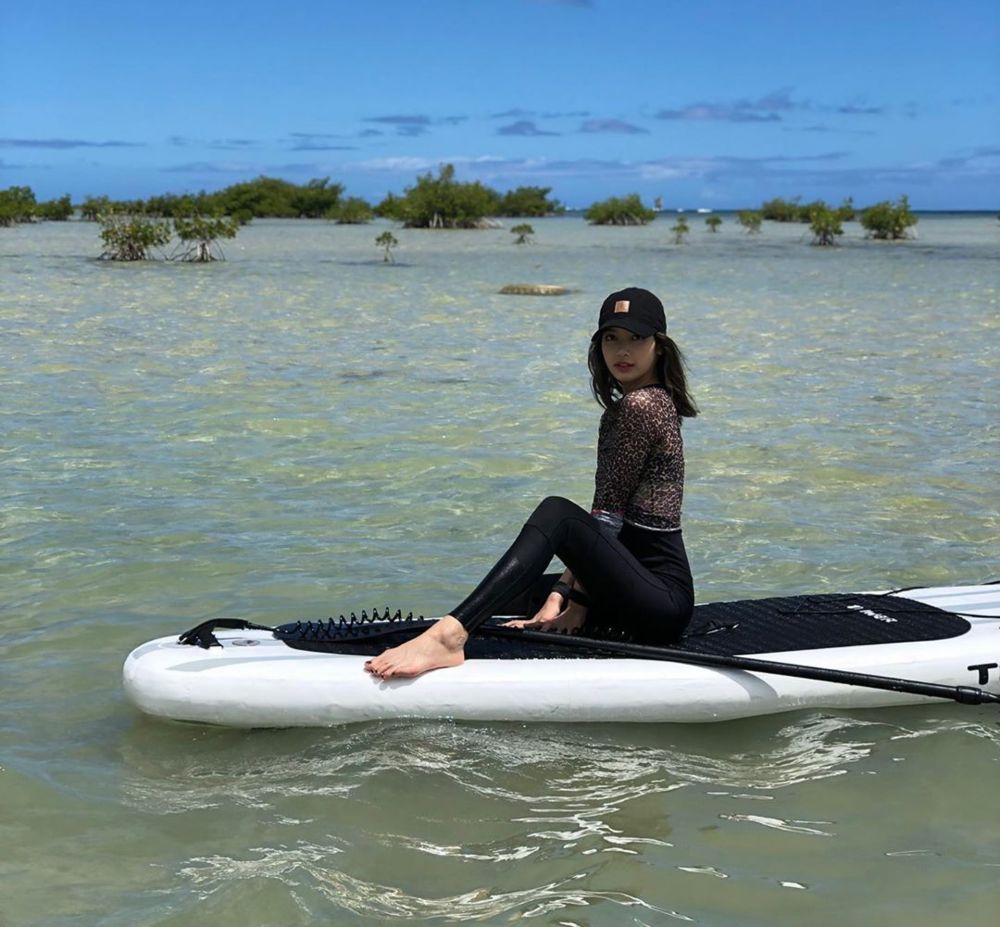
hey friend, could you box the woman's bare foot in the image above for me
[364,615,468,680]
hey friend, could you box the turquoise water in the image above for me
[1,215,998,925]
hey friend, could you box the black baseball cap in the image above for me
[591,287,666,340]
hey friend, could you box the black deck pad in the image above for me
[275,593,970,659]
[670,593,970,655]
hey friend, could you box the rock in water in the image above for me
[499,284,568,296]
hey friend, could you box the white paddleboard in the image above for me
[123,584,1000,726]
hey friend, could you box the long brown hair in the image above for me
[588,332,699,418]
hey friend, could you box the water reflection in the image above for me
[115,712,922,920]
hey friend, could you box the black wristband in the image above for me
[551,582,573,605]
[551,582,590,609]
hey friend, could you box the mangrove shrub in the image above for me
[172,212,238,262]
[375,230,398,263]
[0,186,75,223]
[0,186,37,226]
[142,193,210,217]
[834,197,855,222]
[761,196,855,224]
[511,223,534,244]
[584,194,656,226]
[81,196,113,221]
[761,197,803,222]
[205,176,343,219]
[809,207,844,246]
[289,178,344,218]
[99,213,171,261]
[861,195,918,240]
[737,210,763,233]
[36,194,74,221]
[329,197,374,224]
[496,186,562,217]
[377,164,499,228]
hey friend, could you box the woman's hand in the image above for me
[502,597,587,635]
[502,591,562,628]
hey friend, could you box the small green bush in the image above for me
[81,195,114,221]
[496,186,562,217]
[834,197,855,222]
[809,206,844,246]
[376,164,499,228]
[511,223,534,244]
[36,194,73,221]
[737,210,763,234]
[860,195,918,240]
[584,194,656,226]
[760,197,803,222]
[375,230,398,263]
[0,186,37,226]
[99,213,172,261]
[329,197,374,224]
[172,212,239,261]
[204,176,342,219]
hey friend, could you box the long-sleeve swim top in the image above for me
[591,385,684,535]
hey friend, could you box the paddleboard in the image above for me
[123,584,1000,726]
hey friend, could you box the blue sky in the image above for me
[2,0,998,208]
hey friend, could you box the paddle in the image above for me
[480,624,1000,707]
[179,612,1000,707]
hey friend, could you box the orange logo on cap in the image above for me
[614,300,630,313]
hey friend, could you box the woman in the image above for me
[365,286,697,680]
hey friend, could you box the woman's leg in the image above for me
[365,501,567,680]
[365,497,691,678]
[502,497,692,642]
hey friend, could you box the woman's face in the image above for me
[600,327,660,392]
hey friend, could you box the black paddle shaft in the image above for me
[482,626,1000,707]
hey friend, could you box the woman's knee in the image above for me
[525,497,598,562]
[529,496,584,525]
[526,497,588,540]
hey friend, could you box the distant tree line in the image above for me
[0,167,565,230]
[760,196,856,223]
[1,172,922,247]
[581,192,917,241]
[86,177,347,224]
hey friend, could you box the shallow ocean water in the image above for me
[0,214,997,925]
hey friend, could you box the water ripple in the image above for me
[181,847,695,922]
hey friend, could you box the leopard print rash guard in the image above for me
[591,385,684,535]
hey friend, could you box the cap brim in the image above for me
[591,317,659,341]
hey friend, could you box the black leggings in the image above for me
[450,496,694,644]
